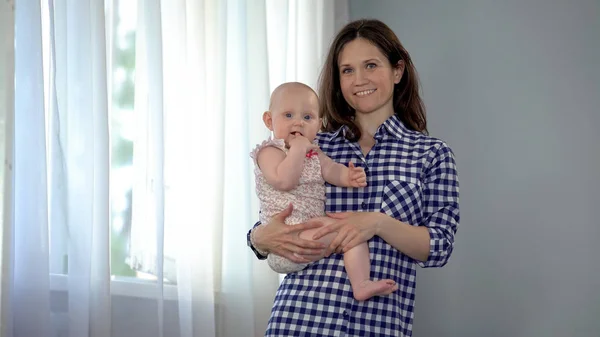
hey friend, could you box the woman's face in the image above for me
[337,38,402,119]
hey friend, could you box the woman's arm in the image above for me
[310,212,430,262]
[410,143,460,268]
[374,214,430,262]
[311,143,460,267]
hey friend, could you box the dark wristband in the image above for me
[247,223,268,260]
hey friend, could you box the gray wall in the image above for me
[349,1,600,336]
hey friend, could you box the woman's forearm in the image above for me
[375,213,430,262]
[251,224,270,254]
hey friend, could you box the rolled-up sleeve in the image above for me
[417,143,460,268]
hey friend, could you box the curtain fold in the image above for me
[10,0,113,336]
[220,0,267,334]
[130,0,167,334]
[160,0,222,335]
[13,1,51,337]
[0,1,15,337]
[49,0,112,336]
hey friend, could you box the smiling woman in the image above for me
[320,20,427,142]
[338,38,403,123]
[248,19,459,337]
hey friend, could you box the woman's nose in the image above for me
[354,69,368,84]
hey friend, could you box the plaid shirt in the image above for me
[250,115,460,336]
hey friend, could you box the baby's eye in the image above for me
[304,115,312,120]
[285,113,292,118]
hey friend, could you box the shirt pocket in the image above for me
[379,176,423,225]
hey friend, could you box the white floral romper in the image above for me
[250,137,326,273]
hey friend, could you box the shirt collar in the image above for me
[329,125,346,140]
[328,115,409,141]
[377,114,408,140]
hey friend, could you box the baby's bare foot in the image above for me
[352,279,398,301]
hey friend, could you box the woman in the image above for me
[247,19,459,336]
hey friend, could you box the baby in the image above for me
[250,82,397,301]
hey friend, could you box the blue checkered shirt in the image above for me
[250,115,460,336]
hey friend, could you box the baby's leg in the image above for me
[344,243,398,301]
[299,227,398,300]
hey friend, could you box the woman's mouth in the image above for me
[355,89,376,97]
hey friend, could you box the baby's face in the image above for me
[269,86,320,146]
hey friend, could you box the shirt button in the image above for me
[361,202,367,209]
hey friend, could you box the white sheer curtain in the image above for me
[50,1,112,336]
[1,1,15,336]
[12,1,52,337]
[128,1,347,335]
[4,0,348,336]
[11,0,111,336]
[7,1,110,336]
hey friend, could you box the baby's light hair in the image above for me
[269,82,319,110]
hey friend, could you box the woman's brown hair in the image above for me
[319,19,427,140]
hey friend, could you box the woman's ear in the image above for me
[393,60,405,84]
[263,111,273,130]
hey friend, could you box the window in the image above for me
[40,0,175,284]
[37,0,336,291]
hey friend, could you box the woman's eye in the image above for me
[366,63,376,69]
[341,68,352,74]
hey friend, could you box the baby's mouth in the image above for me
[291,131,303,136]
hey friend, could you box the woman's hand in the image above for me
[310,211,386,256]
[253,204,326,263]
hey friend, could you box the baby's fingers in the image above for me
[350,176,367,187]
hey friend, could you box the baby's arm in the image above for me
[318,151,367,188]
[257,145,309,191]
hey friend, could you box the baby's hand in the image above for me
[347,162,367,188]
[289,134,318,153]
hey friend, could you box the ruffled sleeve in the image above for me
[250,137,286,165]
